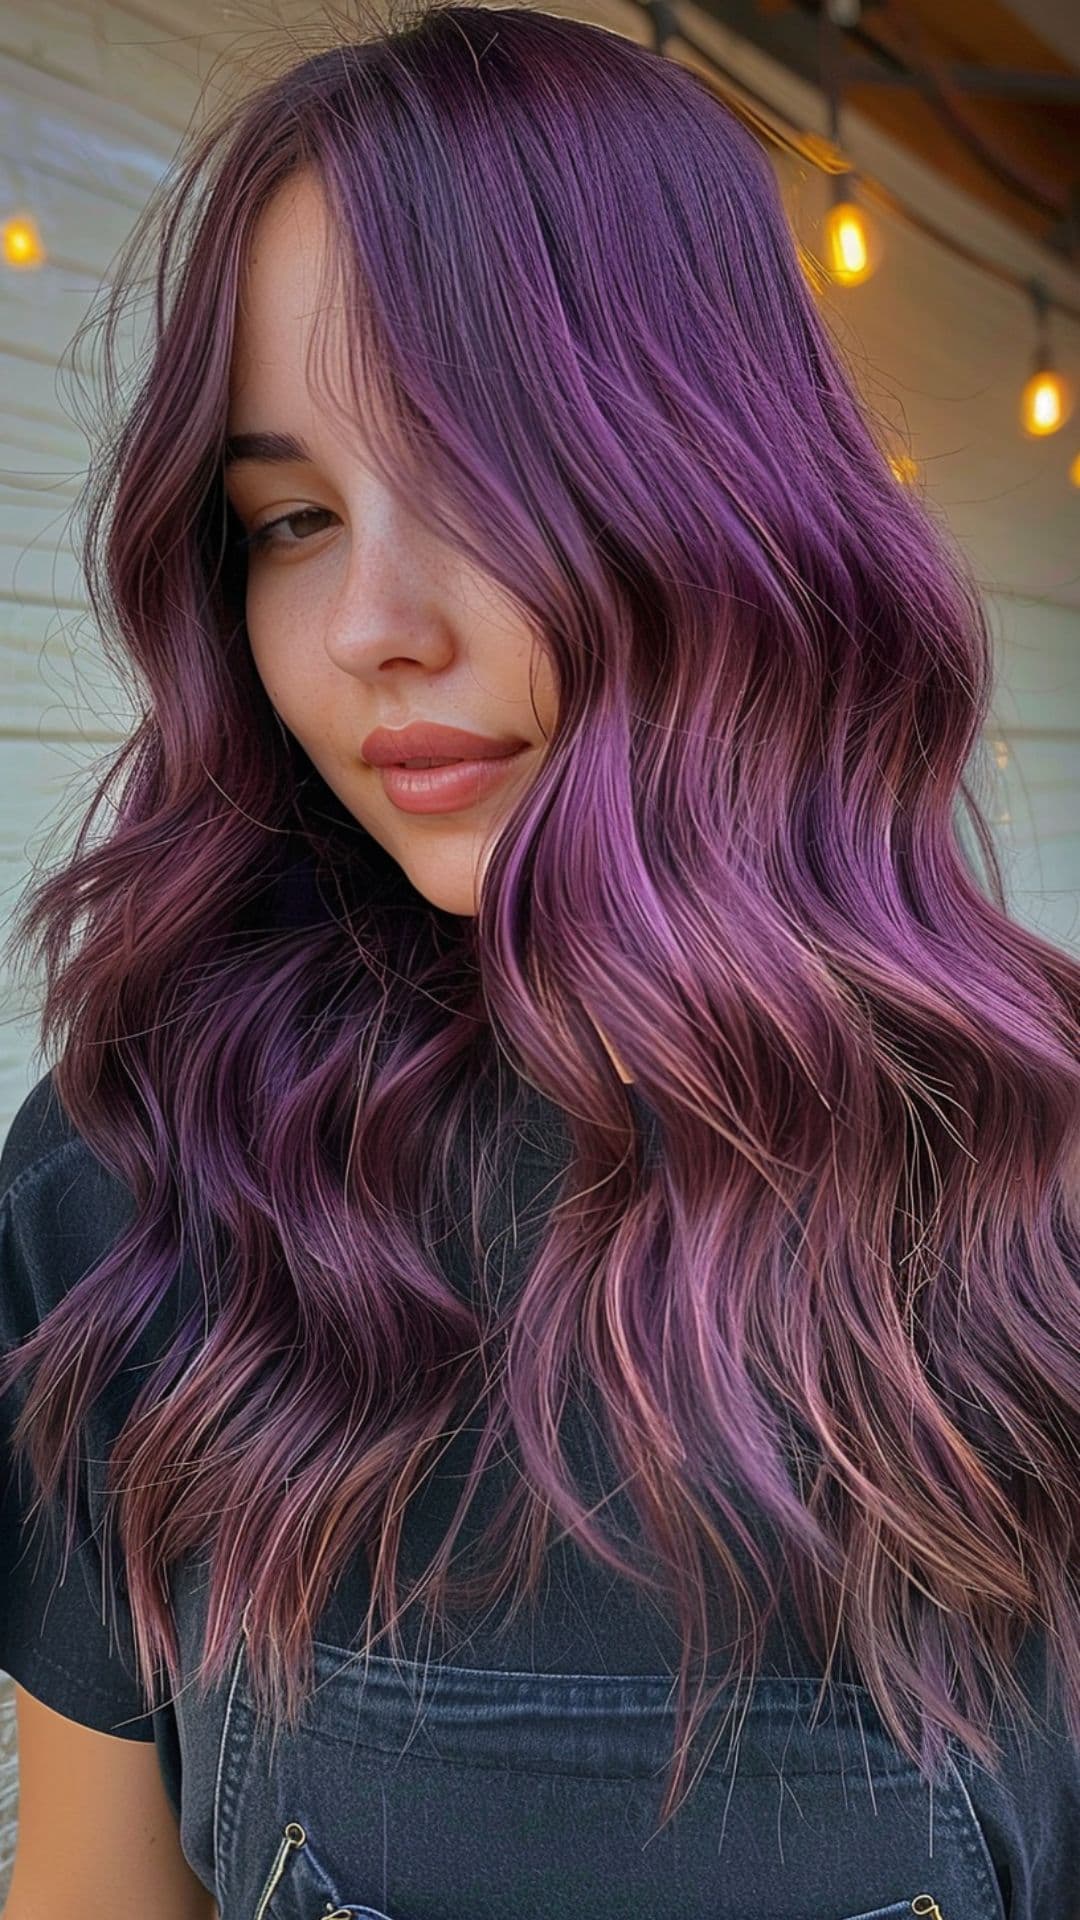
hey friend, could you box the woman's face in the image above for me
[224,169,558,916]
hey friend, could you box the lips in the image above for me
[361,721,529,768]
[375,746,529,815]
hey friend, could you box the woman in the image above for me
[1,5,1078,1916]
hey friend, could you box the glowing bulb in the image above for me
[2,212,45,268]
[1020,368,1073,437]
[888,452,918,486]
[824,200,876,285]
[1069,449,1080,489]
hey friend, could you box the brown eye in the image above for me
[240,507,336,555]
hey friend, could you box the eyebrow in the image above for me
[223,431,314,469]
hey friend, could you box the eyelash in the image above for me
[238,507,336,554]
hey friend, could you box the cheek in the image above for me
[245,597,316,718]
[527,645,560,734]
[248,641,295,722]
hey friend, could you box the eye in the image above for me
[238,507,337,555]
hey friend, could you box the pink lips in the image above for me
[375,748,529,814]
[361,721,529,767]
[361,720,531,815]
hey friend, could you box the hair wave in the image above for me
[3,0,1079,1828]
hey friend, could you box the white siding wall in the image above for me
[1,0,1078,1900]
[983,594,1079,952]
[0,7,213,1892]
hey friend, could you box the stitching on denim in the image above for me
[940,1746,1009,1920]
[309,1635,883,1712]
[233,1694,920,1788]
[213,1624,248,1903]
[309,1640,881,1696]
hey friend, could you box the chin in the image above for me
[407,871,481,918]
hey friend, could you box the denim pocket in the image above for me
[213,1607,1008,1920]
[251,1817,395,1920]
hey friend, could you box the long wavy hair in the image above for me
[3,0,1079,1829]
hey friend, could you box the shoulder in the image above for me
[2,1067,135,1211]
[0,1069,137,1340]
[0,1067,82,1198]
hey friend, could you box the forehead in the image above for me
[229,170,341,406]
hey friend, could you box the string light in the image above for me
[3,3,1078,481]
[638,0,1079,488]
[823,179,878,286]
[819,34,880,288]
[1,210,44,269]
[1019,279,1074,438]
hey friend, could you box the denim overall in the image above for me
[211,1597,1007,1920]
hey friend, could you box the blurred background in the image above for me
[1,0,1078,1896]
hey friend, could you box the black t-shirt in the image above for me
[2,1066,1079,1913]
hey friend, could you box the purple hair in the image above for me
[3,0,1080,1827]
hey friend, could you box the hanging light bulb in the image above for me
[1068,449,1080,489]
[1019,280,1073,437]
[2,209,45,268]
[825,191,870,281]
[823,176,880,285]
[1020,367,1072,436]
[819,53,879,287]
